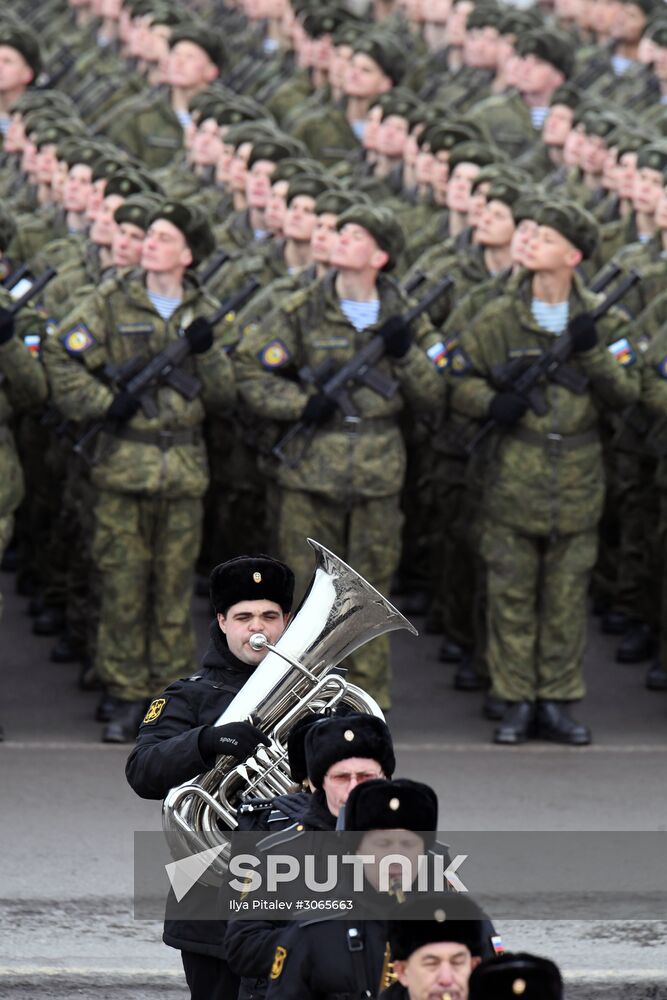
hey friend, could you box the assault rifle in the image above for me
[464,269,642,455]
[272,274,455,467]
[73,277,259,462]
[6,266,57,313]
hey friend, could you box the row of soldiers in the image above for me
[1,0,667,744]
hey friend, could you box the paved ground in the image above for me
[1,566,666,998]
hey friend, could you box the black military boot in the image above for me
[453,656,486,690]
[600,610,628,635]
[32,605,66,636]
[535,701,591,746]
[483,694,507,721]
[95,693,124,723]
[494,701,536,744]
[50,632,82,664]
[439,636,465,663]
[616,622,655,663]
[102,700,147,743]
[79,657,103,691]
[646,660,667,691]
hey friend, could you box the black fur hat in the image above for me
[343,777,438,836]
[388,893,488,960]
[469,953,563,1000]
[209,555,294,615]
[304,715,395,789]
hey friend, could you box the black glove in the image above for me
[106,391,141,423]
[569,312,597,353]
[0,307,15,345]
[184,317,214,355]
[301,392,337,426]
[488,391,529,427]
[199,721,270,762]
[379,315,412,359]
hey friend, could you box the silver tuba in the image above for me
[162,538,417,867]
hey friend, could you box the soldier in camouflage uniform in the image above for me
[449,201,640,745]
[44,200,235,742]
[0,274,49,741]
[234,204,444,710]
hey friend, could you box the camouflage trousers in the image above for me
[92,491,202,701]
[480,520,598,702]
[277,489,404,711]
[0,512,13,621]
[610,452,660,626]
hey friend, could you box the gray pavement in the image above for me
[1,570,667,998]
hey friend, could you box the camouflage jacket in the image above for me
[449,273,640,533]
[640,325,667,475]
[105,88,184,169]
[43,269,235,499]
[234,270,444,502]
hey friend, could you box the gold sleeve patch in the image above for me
[60,322,97,354]
[143,698,167,724]
[270,945,288,980]
[258,338,291,369]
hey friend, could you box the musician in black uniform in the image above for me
[226,714,396,1000]
[125,554,295,1000]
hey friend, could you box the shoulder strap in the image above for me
[346,924,374,1000]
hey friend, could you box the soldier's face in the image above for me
[330,223,388,272]
[0,46,34,93]
[90,194,124,247]
[363,105,384,153]
[446,162,480,215]
[377,114,410,159]
[246,160,276,209]
[63,164,94,214]
[112,221,146,267]
[344,53,392,99]
[192,118,224,167]
[464,26,499,70]
[542,104,573,148]
[618,151,638,199]
[329,44,354,90]
[265,180,290,235]
[217,600,289,665]
[563,125,585,168]
[467,181,491,229]
[510,217,538,267]
[35,144,59,186]
[580,134,607,177]
[614,2,646,44]
[141,219,193,274]
[311,212,339,264]
[652,44,667,82]
[321,757,384,815]
[445,1,473,47]
[284,194,317,242]
[524,225,581,273]
[633,166,665,215]
[476,198,515,248]
[518,55,564,100]
[168,40,219,90]
[395,942,479,1000]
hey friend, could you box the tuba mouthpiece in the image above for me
[249,632,268,651]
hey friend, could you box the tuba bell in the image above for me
[162,538,417,869]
